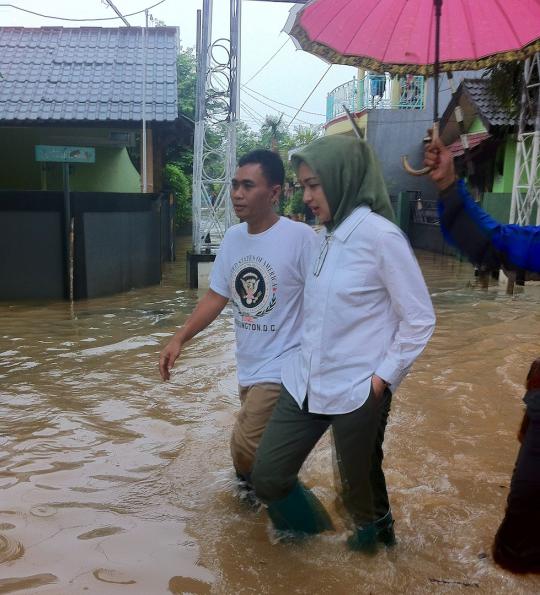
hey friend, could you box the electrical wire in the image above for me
[243,38,289,85]
[242,84,326,117]
[288,64,332,129]
[242,86,313,125]
[241,102,266,124]
[0,0,167,22]
[240,101,265,125]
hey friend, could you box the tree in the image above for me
[164,48,197,229]
[164,163,191,230]
[236,121,260,157]
[260,114,287,152]
[177,47,197,122]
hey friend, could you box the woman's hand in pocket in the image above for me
[371,374,388,399]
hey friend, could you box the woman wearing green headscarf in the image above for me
[251,136,436,552]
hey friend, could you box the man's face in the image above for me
[231,164,280,222]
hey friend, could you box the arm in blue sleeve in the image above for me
[437,180,501,271]
[438,180,540,273]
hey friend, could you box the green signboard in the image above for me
[35,145,95,164]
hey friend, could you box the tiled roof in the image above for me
[447,131,491,157]
[0,27,178,123]
[461,78,516,127]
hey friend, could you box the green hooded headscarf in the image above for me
[291,136,395,230]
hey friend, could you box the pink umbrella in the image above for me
[285,0,540,76]
[285,0,540,174]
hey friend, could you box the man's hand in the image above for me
[159,336,183,381]
[371,374,388,399]
[424,135,457,191]
[158,289,229,382]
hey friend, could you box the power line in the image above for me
[242,86,313,125]
[243,38,289,85]
[241,101,266,123]
[240,101,265,125]
[242,84,326,117]
[0,0,167,22]
[288,65,332,129]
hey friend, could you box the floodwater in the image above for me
[1,238,540,595]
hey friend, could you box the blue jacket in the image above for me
[438,180,540,273]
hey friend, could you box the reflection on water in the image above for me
[1,240,540,594]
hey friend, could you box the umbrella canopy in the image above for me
[285,0,540,76]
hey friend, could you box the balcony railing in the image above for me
[326,74,425,122]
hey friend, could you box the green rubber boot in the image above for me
[376,511,396,547]
[347,523,378,554]
[267,482,334,536]
[347,511,396,553]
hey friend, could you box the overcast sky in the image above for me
[0,0,358,129]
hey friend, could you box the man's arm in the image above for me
[159,289,228,381]
[424,137,540,273]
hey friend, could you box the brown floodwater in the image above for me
[1,238,540,594]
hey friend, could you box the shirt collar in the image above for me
[331,206,372,242]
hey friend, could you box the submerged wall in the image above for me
[0,190,175,301]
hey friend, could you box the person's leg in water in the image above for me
[230,383,281,507]
[332,386,394,553]
[492,413,540,572]
[252,386,334,536]
[492,358,540,573]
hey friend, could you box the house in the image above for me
[0,26,191,301]
[439,78,520,223]
[324,69,481,223]
[0,26,188,193]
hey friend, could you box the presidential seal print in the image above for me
[231,255,277,325]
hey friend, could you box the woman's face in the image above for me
[297,162,332,224]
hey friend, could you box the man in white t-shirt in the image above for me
[159,150,316,493]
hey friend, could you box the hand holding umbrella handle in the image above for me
[402,122,439,176]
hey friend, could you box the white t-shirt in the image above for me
[210,217,317,386]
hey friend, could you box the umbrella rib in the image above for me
[343,0,408,65]
[459,0,477,60]
[313,0,357,44]
[492,0,522,54]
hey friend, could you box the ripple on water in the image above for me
[77,526,125,540]
[93,568,136,584]
[0,533,24,563]
[30,505,57,517]
[0,574,57,592]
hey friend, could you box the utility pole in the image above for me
[189,0,304,286]
[191,0,241,254]
[510,53,540,226]
[103,0,131,26]
[188,0,241,286]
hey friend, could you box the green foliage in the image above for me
[164,162,192,228]
[284,189,305,215]
[483,63,523,121]
[177,47,197,121]
[237,121,260,156]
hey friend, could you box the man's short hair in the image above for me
[238,149,285,187]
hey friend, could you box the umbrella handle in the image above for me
[401,122,439,176]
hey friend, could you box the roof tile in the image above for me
[0,26,178,122]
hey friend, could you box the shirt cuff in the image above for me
[374,361,410,389]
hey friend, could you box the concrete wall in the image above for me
[366,109,438,202]
[0,126,141,192]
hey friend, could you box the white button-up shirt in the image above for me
[281,206,436,414]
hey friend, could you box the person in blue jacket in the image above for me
[424,138,540,274]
